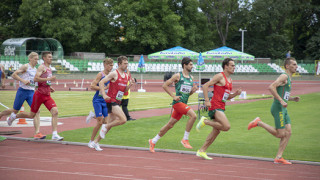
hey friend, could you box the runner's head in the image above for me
[181,57,193,72]
[117,56,128,72]
[28,52,39,67]
[222,58,235,74]
[41,51,53,65]
[284,57,297,73]
[103,58,114,72]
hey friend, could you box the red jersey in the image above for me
[209,72,232,111]
[106,69,128,104]
[37,64,52,96]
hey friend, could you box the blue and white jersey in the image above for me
[19,64,37,90]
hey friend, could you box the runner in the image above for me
[248,57,299,165]
[90,56,133,151]
[0,63,5,89]
[196,58,241,160]
[87,58,113,148]
[0,52,44,139]
[8,51,63,141]
[149,57,197,153]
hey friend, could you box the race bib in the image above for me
[283,91,290,101]
[116,91,124,101]
[180,85,192,94]
[29,80,35,87]
[222,92,230,102]
[46,80,51,86]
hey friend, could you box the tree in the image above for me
[109,0,185,54]
[169,0,215,52]
[0,0,22,43]
[199,0,239,46]
[17,0,114,54]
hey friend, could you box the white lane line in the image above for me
[256,173,277,176]
[0,166,143,180]
[152,176,173,179]
[113,174,134,177]
[217,170,237,173]
[180,167,199,171]
[298,176,320,179]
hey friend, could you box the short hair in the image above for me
[222,58,234,69]
[117,56,128,64]
[284,57,296,69]
[181,57,192,68]
[103,58,113,65]
[28,52,38,60]
[41,51,52,58]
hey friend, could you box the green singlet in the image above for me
[172,72,193,105]
[271,73,292,129]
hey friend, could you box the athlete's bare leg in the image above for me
[33,111,41,134]
[0,109,19,120]
[185,109,197,132]
[204,111,230,131]
[91,116,105,141]
[50,107,58,132]
[158,118,179,137]
[276,124,291,158]
[199,127,220,152]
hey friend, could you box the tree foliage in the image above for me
[0,0,319,60]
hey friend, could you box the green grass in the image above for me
[0,91,271,117]
[1,91,319,161]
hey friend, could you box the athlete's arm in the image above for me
[34,65,56,82]
[99,71,116,101]
[12,64,29,85]
[268,74,288,107]
[289,96,300,102]
[228,88,242,99]
[203,73,223,107]
[163,73,180,101]
[0,65,5,88]
[90,72,102,91]
[189,75,197,96]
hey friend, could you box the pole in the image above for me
[140,73,143,89]
[239,28,247,64]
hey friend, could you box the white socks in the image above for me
[152,134,161,144]
[183,131,190,140]
[52,131,58,136]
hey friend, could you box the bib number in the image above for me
[46,80,51,86]
[283,91,290,101]
[180,85,192,94]
[116,91,124,101]
[222,92,230,102]
[29,80,35,87]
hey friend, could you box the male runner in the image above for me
[87,58,113,148]
[149,57,197,153]
[0,63,5,89]
[196,58,241,160]
[9,51,63,141]
[248,57,299,165]
[1,52,44,139]
[90,56,133,151]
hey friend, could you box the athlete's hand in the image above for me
[23,80,30,85]
[49,76,56,82]
[235,88,242,96]
[293,96,300,102]
[280,100,288,108]
[191,84,197,93]
[173,95,181,101]
[50,87,55,93]
[103,94,111,101]
[205,101,211,108]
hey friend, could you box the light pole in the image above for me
[239,28,247,52]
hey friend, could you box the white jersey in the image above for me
[19,64,37,90]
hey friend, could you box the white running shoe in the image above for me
[88,140,95,148]
[86,111,95,124]
[52,134,64,141]
[7,113,16,126]
[93,142,103,151]
[99,125,107,139]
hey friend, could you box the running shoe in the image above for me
[34,132,46,140]
[274,157,292,165]
[181,139,193,149]
[86,111,95,124]
[196,150,212,160]
[52,134,64,141]
[93,142,103,151]
[99,125,107,139]
[149,139,155,153]
[196,116,207,132]
[248,117,261,130]
[7,113,16,126]
[88,140,94,148]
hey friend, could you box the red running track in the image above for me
[1,140,320,180]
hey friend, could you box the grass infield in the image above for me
[0,91,319,162]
